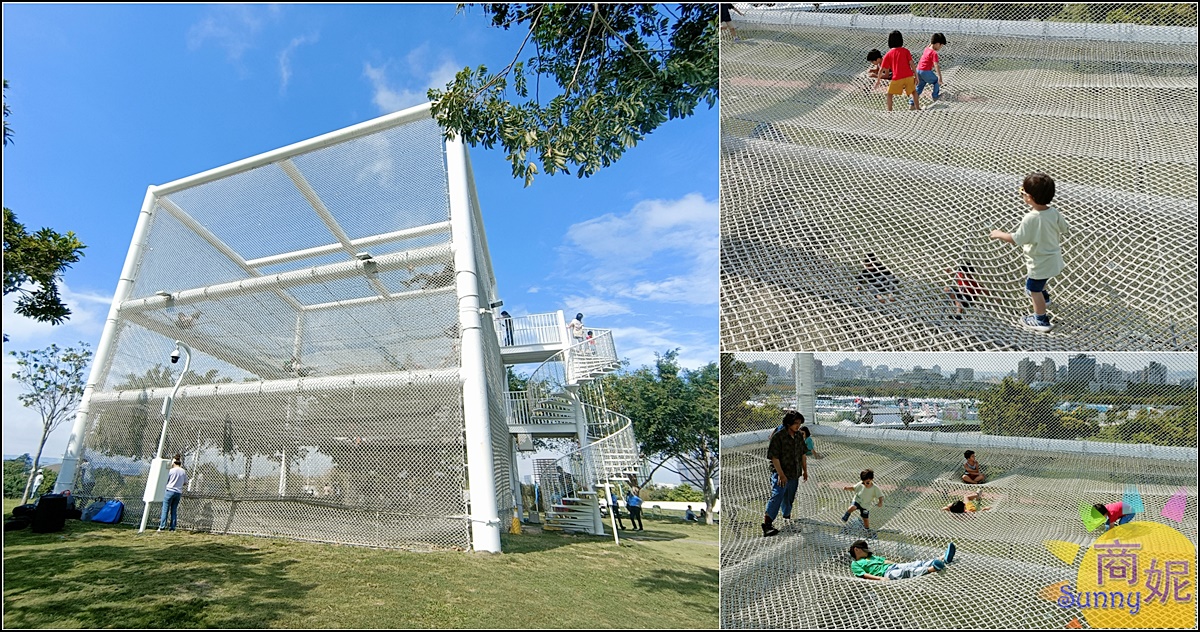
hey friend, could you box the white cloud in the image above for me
[363,46,462,114]
[563,193,718,305]
[279,33,319,93]
[187,5,274,62]
[2,283,110,344]
[615,325,718,372]
[560,295,632,319]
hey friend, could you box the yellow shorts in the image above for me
[887,76,916,96]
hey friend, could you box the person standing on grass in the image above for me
[626,488,645,531]
[158,455,188,532]
[762,411,808,537]
[610,490,626,530]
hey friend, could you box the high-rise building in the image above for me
[1067,354,1097,384]
[1040,358,1057,383]
[1017,357,1038,384]
[1145,361,1168,385]
[932,365,942,376]
[1096,363,1122,385]
[954,368,974,383]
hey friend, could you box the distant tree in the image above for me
[720,353,780,435]
[601,350,719,523]
[666,482,704,502]
[2,81,87,339]
[429,4,718,186]
[9,342,92,503]
[3,454,33,499]
[978,377,1069,439]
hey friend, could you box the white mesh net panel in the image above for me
[720,351,1198,629]
[720,3,1198,351]
[69,112,513,551]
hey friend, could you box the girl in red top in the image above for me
[1093,501,1135,531]
[873,30,920,111]
[944,262,987,318]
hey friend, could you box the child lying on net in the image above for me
[849,539,956,581]
[943,491,991,514]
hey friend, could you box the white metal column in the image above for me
[446,135,501,553]
[56,189,158,495]
[795,353,816,426]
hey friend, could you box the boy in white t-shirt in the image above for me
[989,173,1070,333]
[842,469,884,530]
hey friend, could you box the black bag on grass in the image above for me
[11,503,37,517]
[30,493,68,533]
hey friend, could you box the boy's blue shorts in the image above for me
[1025,278,1049,293]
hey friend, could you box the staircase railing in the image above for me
[522,330,638,532]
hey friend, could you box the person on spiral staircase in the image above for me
[989,172,1070,333]
[762,411,808,537]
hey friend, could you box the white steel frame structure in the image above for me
[55,103,514,552]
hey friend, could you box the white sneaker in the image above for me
[1020,315,1052,333]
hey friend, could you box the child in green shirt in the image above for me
[849,540,956,581]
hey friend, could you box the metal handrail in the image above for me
[493,311,567,348]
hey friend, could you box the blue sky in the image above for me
[1,4,718,467]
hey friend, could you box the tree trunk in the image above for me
[19,426,51,505]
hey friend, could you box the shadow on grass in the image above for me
[501,517,701,554]
[3,523,314,628]
[633,567,721,600]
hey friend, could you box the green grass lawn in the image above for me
[2,498,717,628]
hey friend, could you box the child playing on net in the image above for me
[944,262,986,318]
[856,253,898,303]
[943,491,991,514]
[1092,500,1136,531]
[842,469,884,530]
[849,539,956,581]
[872,31,919,111]
[915,33,947,103]
[861,49,893,91]
[962,450,985,484]
[989,173,1070,333]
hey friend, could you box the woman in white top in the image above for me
[567,313,586,344]
[159,455,189,532]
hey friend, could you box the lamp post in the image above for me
[138,341,191,533]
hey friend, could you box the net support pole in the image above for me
[446,135,501,553]
[796,353,815,426]
[56,188,159,495]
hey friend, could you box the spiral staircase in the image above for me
[500,316,644,535]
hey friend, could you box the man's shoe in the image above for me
[945,542,957,564]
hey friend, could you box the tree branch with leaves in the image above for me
[428,3,718,186]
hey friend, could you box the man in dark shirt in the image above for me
[763,411,808,537]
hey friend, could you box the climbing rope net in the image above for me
[721,352,1197,628]
[720,3,1198,351]
[67,108,515,551]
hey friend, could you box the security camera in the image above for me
[170,349,181,364]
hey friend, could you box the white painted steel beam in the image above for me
[447,135,502,553]
[157,197,306,312]
[86,367,461,404]
[120,244,451,314]
[56,188,158,494]
[244,221,452,268]
[302,284,456,312]
[150,102,435,197]
[278,159,392,299]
